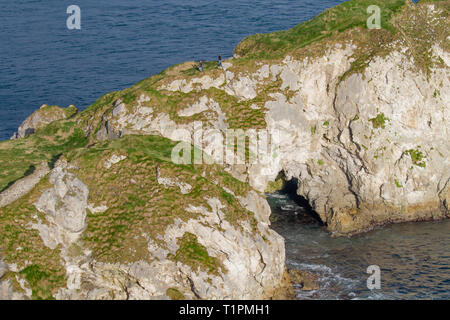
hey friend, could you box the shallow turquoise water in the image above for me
[267,192,450,300]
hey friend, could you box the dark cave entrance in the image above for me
[267,173,325,227]
[281,178,325,226]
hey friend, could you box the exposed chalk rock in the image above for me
[11,104,77,139]
[104,154,127,169]
[33,162,89,247]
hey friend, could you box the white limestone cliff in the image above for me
[97,40,449,235]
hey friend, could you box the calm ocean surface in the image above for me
[1,1,448,300]
[267,191,450,300]
[0,0,343,140]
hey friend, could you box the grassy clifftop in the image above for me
[0,134,256,298]
[234,0,445,59]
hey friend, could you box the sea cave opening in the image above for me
[266,172,325,227]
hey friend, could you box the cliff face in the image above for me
[264,46,449,235]
[89,1,450,235]
[0,0,448,299]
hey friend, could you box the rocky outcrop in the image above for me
[0,260,27,300]
[0,0,448,301]
[288,269,320,292]
[32,161,89,248]
[11,104,77,139]
[88,2,449,235]
[2,148,287,300]
[0,280,27,300]
[260,46,450,235]
[54,194,285,300]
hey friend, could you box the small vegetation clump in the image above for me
[20,265,65,300]
[404,148,426,168]
[369,113,390,129]
[166,287,185,300]
[265,178,285,193]
[63,105,78,118]
[168,232,224,276]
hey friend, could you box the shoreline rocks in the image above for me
[288,269,320,292]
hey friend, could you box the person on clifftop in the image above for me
[218,54,222,68]
[199,60,204,72]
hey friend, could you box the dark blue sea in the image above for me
[1,0,448,300]
[267,192,450,300]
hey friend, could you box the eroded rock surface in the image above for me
[11,104,78,139]
[33,162,89,248]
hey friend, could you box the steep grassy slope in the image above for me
[0,120,87,192]
[66,135,257,263]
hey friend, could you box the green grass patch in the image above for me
[181,61,221,76]
[166,287,185,300]
[20,265,64,300]
[369,113,390,129]
[404,148,426,168]
[0,123,87,191]
[169,232,224,275]
[234,0,406,59]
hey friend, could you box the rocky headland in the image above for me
[0,0,448,299]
